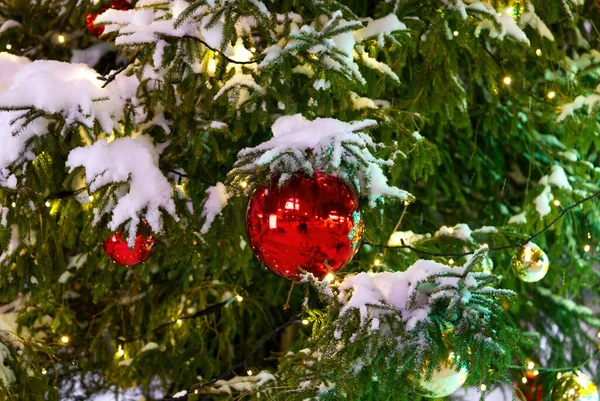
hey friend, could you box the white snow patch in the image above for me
[200,183,231,234]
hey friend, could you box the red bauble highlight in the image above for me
[103,229,155,266]
[86,0,131,37]
[246,173,363,280]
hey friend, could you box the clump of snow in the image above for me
[200,183,231,234]
[508,212,527,225]
[205,371,277,395]
[0,225,18,265]
[140,342,159,353]
[353,14,407,44]
[0,52,31,90]
[388,230,429,246]
[470,3,529,45]
[520,3,554,41]
[534,165,572,218]
[66,135,177,246]
[435,223,473,241]
[229,114,413,207]
[0,343,15,387]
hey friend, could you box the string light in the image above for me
[503,76,512,85]
[547,91,556,100]
[45,201,51,207]
[449,259,454,265]
[522,377,528,384]
[527,361,535,370]
[447,227,454,234]
[41,368,48,375]
[240,181,248,189]
[246,369,252,375]
[536,49,542,56]
[250,47,256,52]
[553,199,560,207]
[5,44,11,50]
[453,31,459,36]
[10,202,16,208]
[533,370,539,376]
[88,195,95,202]
[57,34,66,44]
[116,346,125,357]
[588,232,592,239]
[235,295,244,302]
[302,319,309,325]
[584,244,591,252]
[324,272,334,282]
[60,335,70,344]
[480,384,487,391]
[373,259,381,266]
[207,58,217,76]
[176,319,183,326]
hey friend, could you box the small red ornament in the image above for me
[515,368,543,401]
[246,173,363,280]
[103,225,155,266]
[86,0,131,37]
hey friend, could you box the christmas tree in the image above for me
[0,0,599,400]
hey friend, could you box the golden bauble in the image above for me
[511,245,549,282]
[473,254,494,274]
[415,353,468,398]
[550,372,598,401]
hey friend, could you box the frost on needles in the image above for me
[273,247,522,400]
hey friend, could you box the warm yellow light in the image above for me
[524,246,532,263]
[324,272,334,282]
[374,259,381,266]
[116,346,125,357]
[240,181,248,189]
[236,295,244,302]
[522,377,528,384]
[302,319,309,325]
[480,384,487,391]
[246,369,252,375]
[41,368,48,375]
[536,49,542,56]
[453,31,459,37]
[527,361,535,370]
[588,232,592,239]
[506,7,515,16]
[60,336,70,344]
[547,91,556,100]
[250,47,256,52]
[10,202,16,208]
[207,58,217,76]
[553,200,561,206]
[449,259,454,265]
[176,319,183,326]
[88,195,95,202]
[58,34,66,44]
[5,44,11,50]
[569,389,576,396]
[597,331,600,338]
[584,244,591,252]
[45,201,51,207]
[503,76,512,85]
[533,370,539,376]
[447,227,454,234]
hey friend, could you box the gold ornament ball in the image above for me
[415,353,468,398]
[511,245,549,282]
[550,371,598,401]
[473,254,494,274]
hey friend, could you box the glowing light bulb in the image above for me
[247,369,252,375]
[374,259,381,266]
[207,58,217,76]
[547,91,556,99]
[453,31,459,36]
[480,384,487,391]
[6,44,12,50]
[523,246,532,263]
[240,181,248,189]
[302,319,309,325]
[58,34,66,44]
[584,244,591,252]
[45,201,51,207]
[536,49,542,56]
[324,272,334,282]
[235,295,244,302]
[176,319,183,326]
[250,47,256,52]
[447,227,454,234]
[449,259,454,265]
[11,202,16,208]
[522,377,528,384]
[41,368,48,375]
[88,195,95,202]
[503,76,512,85]
[553,200,561,206]
[60,336,70,344]
[588,232,592,239]
[527,361,535,370]
[533,370,539,376]
[116,346,125,357]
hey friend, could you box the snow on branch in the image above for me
[228,114,414,208]
[66,135,177,245]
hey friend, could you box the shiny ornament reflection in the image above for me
[103,227,155,266]
[246,173,363,280]
[86,0,131,37]
[415,352,468,398]
[550,372,598,401]
[511,245,549,282]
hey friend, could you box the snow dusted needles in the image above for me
[228,114,414,208]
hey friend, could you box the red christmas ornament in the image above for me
[246,173,363,280]
[515,368,544,401]
[103,225,155,266]
[86,0,131,37]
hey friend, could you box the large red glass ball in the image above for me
[102,229,155,266]
[86,0,131,37]
[246,173,363,280]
